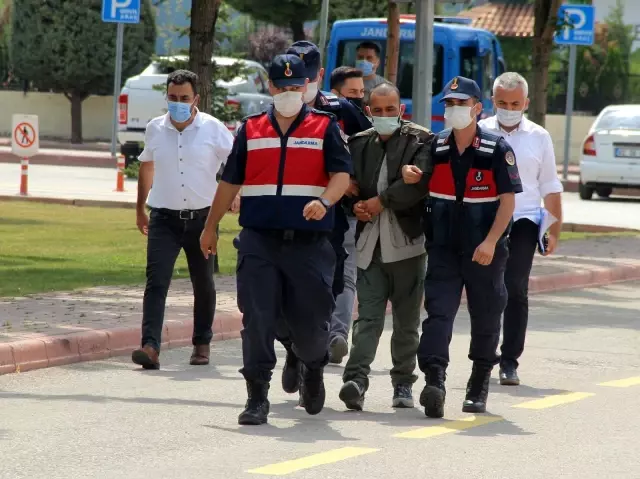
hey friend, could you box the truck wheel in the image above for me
[579,182,594,200]
[596,187,612,198]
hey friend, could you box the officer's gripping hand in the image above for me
[200,227,218,259]
[402,165,423,184]
[353,201,371,222]
[542,233,558,256]
[345,180,360,197]
[472,239,496,266]
[303,200,327,221]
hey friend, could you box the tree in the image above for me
[227,0,322,41]
[11,0,155,143]
[248,29,291,66]
[189,0,224,114]
[529,0,563,127]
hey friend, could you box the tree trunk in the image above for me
[290,20,305,42]
[67,91,87,144]
[385,1,400,83]
[529,0,563,127]
[189,0,222,114]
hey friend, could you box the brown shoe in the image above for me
[190,344,210,365]
[132,344,160,370]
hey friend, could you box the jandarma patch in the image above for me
[505,151,515,166]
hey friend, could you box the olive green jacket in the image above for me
[347,120,435,240]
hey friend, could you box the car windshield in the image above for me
[595,110,640,130]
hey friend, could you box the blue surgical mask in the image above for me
[355,59,374,76]
[167,101,193,123]
[371,115,400,136]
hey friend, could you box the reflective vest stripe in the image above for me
[430,192,456,201]
[246,137,281,151]
[241,184,325,197]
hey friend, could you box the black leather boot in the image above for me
[281,349,302,394]
[419,365,447,418]
[301,366,326,415]
[462,364,492,413]
[238,381,270,425]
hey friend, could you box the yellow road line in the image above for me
[247,447,379,476]
[393,415,503,439]
[513,392,594,410]
[598,376,640,388]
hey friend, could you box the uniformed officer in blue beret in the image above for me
[275,41,372,407]
[402,76,523,418]
[200,53,352,426]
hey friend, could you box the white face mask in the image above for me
[444,105,474,130]
[303,81,319,104]
[496,108,523,127]
[273,91,304,118]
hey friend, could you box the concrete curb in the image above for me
[0,194,135,209]
[0,150,112,168]
[2,263,640,376]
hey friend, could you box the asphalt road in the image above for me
[1,282,639,478]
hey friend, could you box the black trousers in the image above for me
[141,208,216,351]
[501,218,538,368]
[417,243,508,371]
[236,228,335,384]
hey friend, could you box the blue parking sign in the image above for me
[554,4,595,46]
[102,0,141,24]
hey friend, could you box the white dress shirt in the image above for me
[138,110,234,210]
[478,116,563,223]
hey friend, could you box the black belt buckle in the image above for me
[179,210,195,220]
[283,230,295,241]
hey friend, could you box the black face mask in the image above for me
[346,97,364,110]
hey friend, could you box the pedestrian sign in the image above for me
[554,4,595,46]
[11,114,39,158]
[101,0,141,24]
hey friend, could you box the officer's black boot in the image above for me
[499,360,520,386]
[281,349,302,394]
[301,366,326,415]
[238,381,270,426]
[462,364,492,413]
[419,365,447,418]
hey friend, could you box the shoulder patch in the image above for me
[505,150,516,166]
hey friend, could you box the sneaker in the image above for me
[462,364,491,413]
[419,365,447,418]
[339,380,365,411]
[328,336,349,364]
[499,361,520,386]
[392,383,414,408]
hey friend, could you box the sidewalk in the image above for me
[2,235,640,375]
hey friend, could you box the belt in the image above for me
[153,207,210,220]
[254,228,328,242]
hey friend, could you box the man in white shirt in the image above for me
[479,72,563,386]
[131,69,234,370]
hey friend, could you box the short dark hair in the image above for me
[356,41,381,57]
[369,81,401,102]
[330,66,364,91]
[167,69,198,95]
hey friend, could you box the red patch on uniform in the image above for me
[473,136,480,148]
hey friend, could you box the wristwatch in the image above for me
[318,197,331,209]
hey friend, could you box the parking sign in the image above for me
[554,4,595,46]
[102,0,141,24]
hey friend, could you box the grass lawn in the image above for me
[0,201,240,298]
[0,201,638,298]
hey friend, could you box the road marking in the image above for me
[598,376,640,388]
[513,392,595,410]
[393,415,503,439]
[247,447,379,475]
